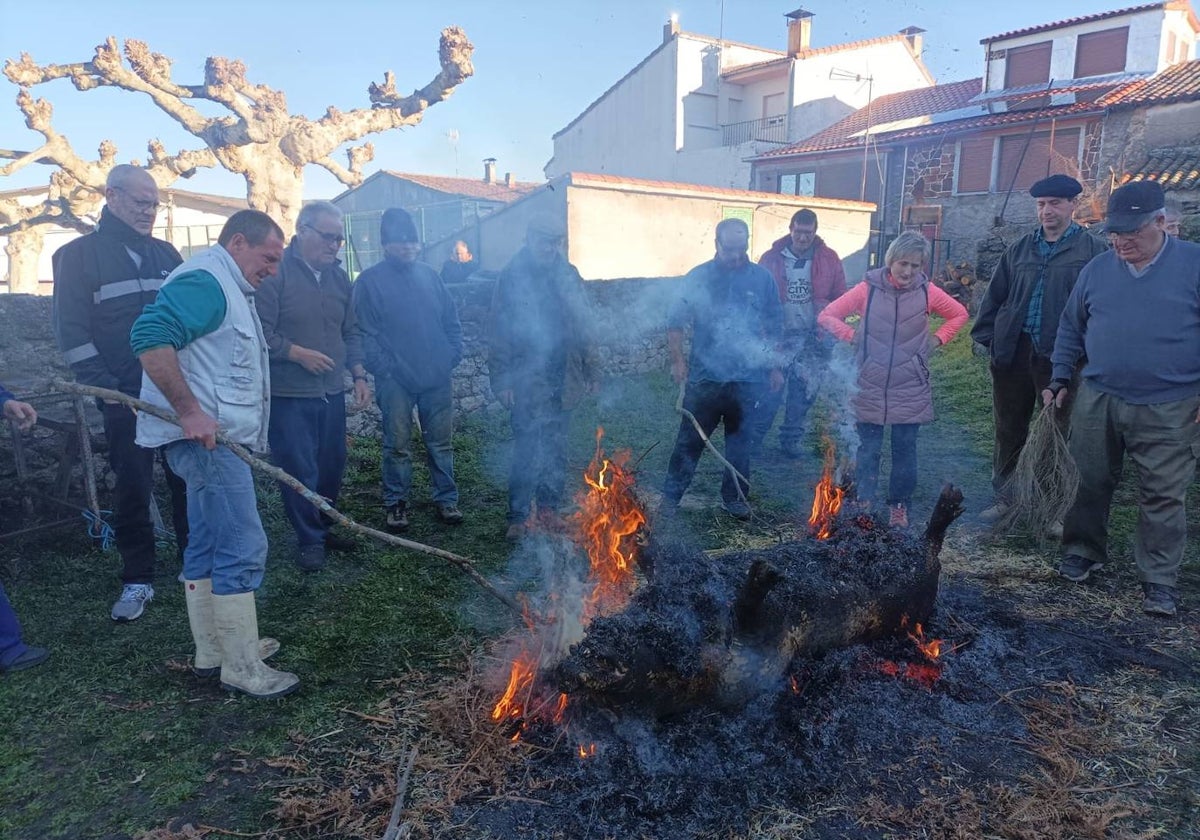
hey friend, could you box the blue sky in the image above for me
[0,0,1156,200]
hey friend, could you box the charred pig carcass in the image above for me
[554,485,964,711]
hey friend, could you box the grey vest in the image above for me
[852,268,933,426]
[136,246,271,450]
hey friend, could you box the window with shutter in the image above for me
[996,128,1081,192]
[955,136,994,193]
[1004,41,1052,88]
[1075,27,1129,77]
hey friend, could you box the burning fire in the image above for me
[873,615,948,690]
[491,428,646,748]
[808,440,844,540]
[573,427,646,621]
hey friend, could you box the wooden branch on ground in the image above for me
[53,380,523,619]
[382,745,418,840]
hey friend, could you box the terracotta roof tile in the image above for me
[380,170,539,202]
[981,3,1165,42]
[1100,59,1200,106]
[1121,146,1200,188]
[757,78,983,157]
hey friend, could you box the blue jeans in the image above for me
[855,422,920,505]
[377,378,457,506]
[0,580,32,668]
[165,441,268,595]
[508,392,571,524]
[268,395,347,546]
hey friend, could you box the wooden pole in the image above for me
[53,380,524,619]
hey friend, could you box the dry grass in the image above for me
[996,403,1079,542]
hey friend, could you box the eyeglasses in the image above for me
[112,186,160,213]
[1106,223,1151,242]
[301,224,346,246]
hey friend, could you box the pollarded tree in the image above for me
[3,27,475,232]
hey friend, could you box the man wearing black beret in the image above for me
[1043,181,1200,617]
[971,174,1107,533]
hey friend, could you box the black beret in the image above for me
[1029,174,1083,199]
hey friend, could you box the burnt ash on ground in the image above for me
[425,511,1196,840]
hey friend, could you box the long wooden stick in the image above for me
[674,380,750,506]
[54,380,524,618]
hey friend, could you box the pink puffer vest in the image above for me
[851,268,933,426]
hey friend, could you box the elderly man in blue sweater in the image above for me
[353,208,464,532]
[1044,182,1200,617]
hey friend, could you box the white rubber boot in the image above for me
[184,579,280,677]
[212,591,299,698]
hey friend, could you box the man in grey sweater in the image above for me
[256,201,370,572]
[1044,181,1200,617]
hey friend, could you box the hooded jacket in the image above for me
[758,233,847,319]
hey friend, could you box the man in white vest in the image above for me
[131,210,297,699]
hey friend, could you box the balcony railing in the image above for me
[720,115,788,146]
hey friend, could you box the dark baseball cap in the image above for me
[1104,181,1165,233]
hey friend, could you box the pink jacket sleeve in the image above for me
[928,285,969,346]
[817,283,869,343]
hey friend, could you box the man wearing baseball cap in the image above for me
[972,174,1106,532]
[1043,181,1200,616]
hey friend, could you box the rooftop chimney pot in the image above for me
[504,172,514,187]
[663,13,680,44]
[483,158,497,184]
[900,26,925,58]
[785,8,813,57]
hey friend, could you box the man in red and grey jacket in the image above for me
[755,208,846,458]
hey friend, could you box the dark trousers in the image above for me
[101,402,189,585]
[268,395,348,547]
[663,380,762,505]
[509,394,570,524]
[990,332,1072,498]
[856,422,920,505]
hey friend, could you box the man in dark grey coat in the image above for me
[971,175,1107,531]
[353,208,464,532]
[255,201,370,572]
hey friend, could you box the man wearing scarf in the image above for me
[51,165,190,623]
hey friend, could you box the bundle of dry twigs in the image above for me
[996,402,1079,541]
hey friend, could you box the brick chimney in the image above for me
[663,12,679,44]
[785,8,813,57]
[483,157,496,184]
[504,172,515,187]
[900,26,925,59]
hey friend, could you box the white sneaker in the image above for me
[112,583,154,622]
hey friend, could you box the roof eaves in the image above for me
[981,3,1163,43]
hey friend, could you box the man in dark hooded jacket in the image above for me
[353,208,464,532]
[488,213,599,540]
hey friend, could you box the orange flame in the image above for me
[573,427,646,621]
[491,654,537,724]
[807,440,844,540]
[577,743,597,759]
[902,615,944,662]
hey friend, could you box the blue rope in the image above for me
[82,509,116,551]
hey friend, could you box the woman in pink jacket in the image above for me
[818,232,968,527]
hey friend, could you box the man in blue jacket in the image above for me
[353,208,464,532]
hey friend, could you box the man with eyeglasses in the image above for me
[254,201,369,572]
[755,208,846,459]
[51,164,190,622]
[354,208,464,533]
[1043,181,1200,617]
[972,174,1107,534]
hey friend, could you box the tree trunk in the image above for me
[243,156,306,236]
[5,227,45,294]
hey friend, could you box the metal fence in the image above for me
[720,115,788,146]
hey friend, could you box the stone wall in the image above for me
[0,277,677,440]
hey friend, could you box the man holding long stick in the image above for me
[130,209,298,698]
